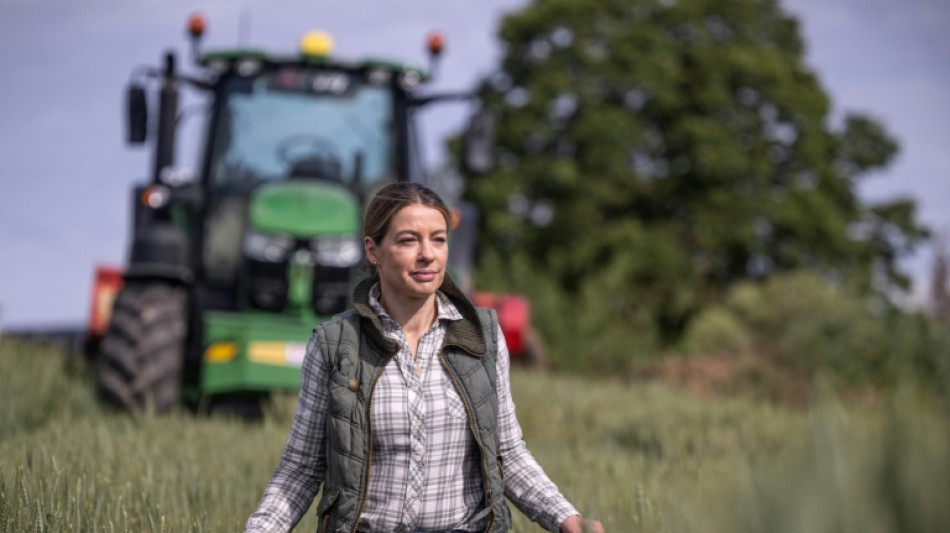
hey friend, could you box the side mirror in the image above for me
[463,108,495,175]
[127,84,147,144]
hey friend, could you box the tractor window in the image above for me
[209,70,394,191]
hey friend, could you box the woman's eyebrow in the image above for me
[393,229,447,237]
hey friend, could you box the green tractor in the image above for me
[87,16,503,415]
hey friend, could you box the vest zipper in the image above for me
[351,363,388,533]
[439,348,496,533]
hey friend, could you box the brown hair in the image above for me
[363,182,452,275]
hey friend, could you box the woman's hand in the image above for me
[559,514,604,533]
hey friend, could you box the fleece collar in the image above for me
[351,273,487,358]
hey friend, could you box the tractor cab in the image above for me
[195,42,424,320]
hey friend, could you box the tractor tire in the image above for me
[97,282,187,413]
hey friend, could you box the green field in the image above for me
[1,338,948,532]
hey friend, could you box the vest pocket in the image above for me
[329,370,358,418]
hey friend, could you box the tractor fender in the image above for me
[126,224,193,284]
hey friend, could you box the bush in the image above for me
[682,271,950,397]
[682,307,751,356]
[476,247,661,374]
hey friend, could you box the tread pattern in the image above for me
[97,283,186,413]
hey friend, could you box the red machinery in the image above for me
[472,291,543,367]
[84,266,124,357]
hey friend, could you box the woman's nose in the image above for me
[418,239,435,260]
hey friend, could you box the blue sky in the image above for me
[0,0,947,327]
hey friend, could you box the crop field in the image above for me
[1,338,948,533]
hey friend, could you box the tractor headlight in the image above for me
[244,231,294,262]
[311,236,361,268]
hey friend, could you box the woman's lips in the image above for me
[410,271,438,282]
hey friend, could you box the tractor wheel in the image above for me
[97,282,187,413]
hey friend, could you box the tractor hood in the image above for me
[249,181,360,236]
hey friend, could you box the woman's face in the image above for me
[365,204,448,302]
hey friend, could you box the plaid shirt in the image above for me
[246,285,578,532]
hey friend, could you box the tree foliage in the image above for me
[466,0,928,347]
[931,234,950,324]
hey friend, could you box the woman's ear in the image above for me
[364,236,377,264]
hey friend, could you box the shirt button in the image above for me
[408,489,417,499]
[413,454,422,463]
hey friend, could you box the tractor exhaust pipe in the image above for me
[152,51,178,184]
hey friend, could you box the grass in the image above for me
[1,337,948,532]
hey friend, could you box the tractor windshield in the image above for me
[208,68,394,191]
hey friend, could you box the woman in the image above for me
[246,183,603,533]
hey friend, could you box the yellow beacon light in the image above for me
[300,31,334,58]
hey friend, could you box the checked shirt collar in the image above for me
[367,282,464,370]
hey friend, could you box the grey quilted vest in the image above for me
[311,274,512,533]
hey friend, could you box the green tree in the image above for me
[466,0,928,353]
[931,234,950,325]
